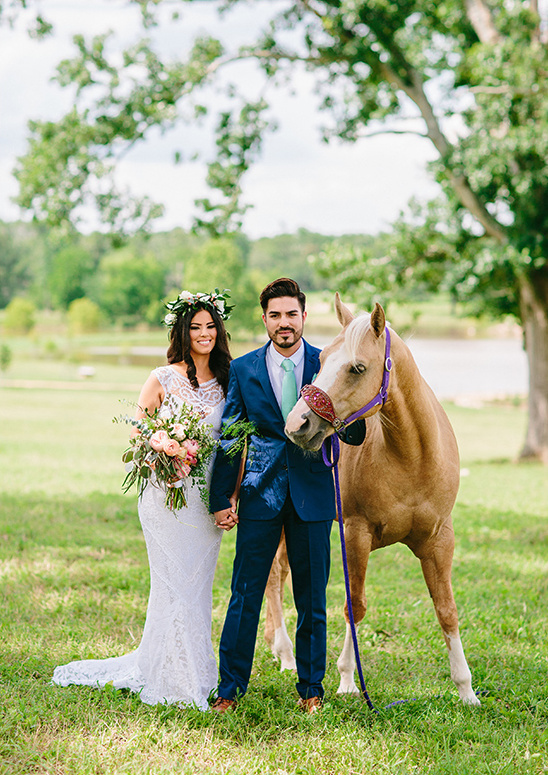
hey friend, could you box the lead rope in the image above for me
[322,433,378,712]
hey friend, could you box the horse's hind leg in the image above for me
[418,527,480,705]
[337,524,371,695]
[264,529,296,671]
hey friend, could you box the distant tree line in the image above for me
[0,221,377,335]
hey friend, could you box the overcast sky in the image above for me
[0,0,440,238]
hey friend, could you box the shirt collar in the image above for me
[268,339,305,368]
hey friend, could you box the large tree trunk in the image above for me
[519,269,548,463]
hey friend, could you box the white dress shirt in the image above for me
[266,339,305,411]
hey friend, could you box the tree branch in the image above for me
[379,66,508,243]
[294,2,510,243]
[464,0,502,44]
[357,128,428,139]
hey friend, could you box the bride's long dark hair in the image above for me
[166,303,232,396]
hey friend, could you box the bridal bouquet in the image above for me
[115,399,217,511]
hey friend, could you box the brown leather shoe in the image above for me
[211,696,236,714]
[297,696,322,714]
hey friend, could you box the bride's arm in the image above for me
[131,374,164,436]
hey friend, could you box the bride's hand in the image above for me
[214,507,238,531]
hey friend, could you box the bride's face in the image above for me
[189,309,217,357]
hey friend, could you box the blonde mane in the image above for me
[345,313,372,364]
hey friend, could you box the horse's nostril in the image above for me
[293,414,310,435]
[285,413,309,438]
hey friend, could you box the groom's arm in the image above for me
[209,362,247,514]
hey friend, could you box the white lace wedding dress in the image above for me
[53,367,225,710]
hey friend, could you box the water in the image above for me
[90,337,529,401]
[403,337,528,401]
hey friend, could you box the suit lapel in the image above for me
[255,343,284,423]
[302,340,320,387]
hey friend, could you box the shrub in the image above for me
[67,297,102,334]
[3,297,36,334]
[0,344,12,371]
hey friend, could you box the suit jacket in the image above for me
[209,340,335,521]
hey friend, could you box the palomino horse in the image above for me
[282,294,479,705]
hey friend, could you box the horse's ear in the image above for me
[334,292,354,327]
[370,303,386,338]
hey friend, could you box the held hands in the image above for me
[215,495,239,531]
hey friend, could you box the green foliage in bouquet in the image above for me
[220,417,261,460]
[114,398,217,511]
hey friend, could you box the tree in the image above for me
[0,221,30,308]
[11,0,548,461]
[249,229,356,291]
[93,248,167,324]
[48,245,95,309]
[182,236,263,335]
[0,0,52,37]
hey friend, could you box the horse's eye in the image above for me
[350,363,366,375]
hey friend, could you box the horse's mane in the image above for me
[345,313,372,365]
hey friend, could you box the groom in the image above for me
[209,277,335,713]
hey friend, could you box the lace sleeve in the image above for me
[152,365,172,392]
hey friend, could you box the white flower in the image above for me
[216,300,225,313]
[164,313,177,325]
[179,291,193,300]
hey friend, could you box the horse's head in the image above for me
[285,294,389,451]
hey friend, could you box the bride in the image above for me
[53,290,237,709]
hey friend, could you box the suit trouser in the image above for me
[218,495,332,700]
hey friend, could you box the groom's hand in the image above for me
[215,506,238,531]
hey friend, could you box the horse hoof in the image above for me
[336,682,360,696]
[279,657,297,672]
[461,692,481,706]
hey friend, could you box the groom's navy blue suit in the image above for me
[209,339,335,701]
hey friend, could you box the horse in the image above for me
[280,293,479,705]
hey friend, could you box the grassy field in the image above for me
[1,373,547,773]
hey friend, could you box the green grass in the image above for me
[1,386,547,774]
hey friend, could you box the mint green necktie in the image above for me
[281,358,298,420]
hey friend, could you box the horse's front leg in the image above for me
[264,529,296,671]
[337,523,372,695]
[418,525,480,706]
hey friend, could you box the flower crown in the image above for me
[163,288,233,327]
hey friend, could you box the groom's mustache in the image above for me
[276,327,296,334]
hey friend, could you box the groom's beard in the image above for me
[270,326,303,349]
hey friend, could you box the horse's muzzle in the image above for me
[285,403,332,451]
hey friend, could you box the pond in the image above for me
[404,337,527,402]
[89,336,529,402]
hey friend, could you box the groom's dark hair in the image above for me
[259,277,306,313]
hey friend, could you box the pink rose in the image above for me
[182,439,200,456]
[164,438,181,457]
[150,430,169,451]
[172,423,186,440]
[186,455,197,467]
